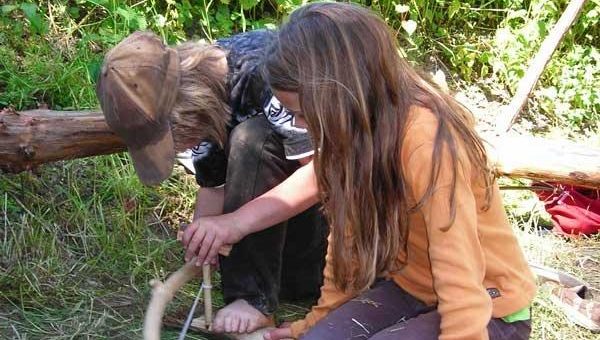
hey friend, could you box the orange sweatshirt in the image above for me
[290,106,536,340]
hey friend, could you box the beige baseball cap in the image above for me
[96,31,180,185]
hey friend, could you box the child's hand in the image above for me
[264,323,293,340]
[181,214,242,266]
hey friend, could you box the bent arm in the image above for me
[228,160,320,237]
[182,161,321,265]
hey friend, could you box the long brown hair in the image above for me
[265,2,492,293]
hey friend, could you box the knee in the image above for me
[229,116,271,153]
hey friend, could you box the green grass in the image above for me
[0,155,197,338]
[1,160,599,339]
[0,156,312,339]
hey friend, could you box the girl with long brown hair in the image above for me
[184,2,536,339]
[262,3,535,339]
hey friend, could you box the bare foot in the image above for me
[211,299,274,334]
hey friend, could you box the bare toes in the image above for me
[247,320,257,333]
[225,315,234,333]
[213,313,226,333]
[231,316,241,333]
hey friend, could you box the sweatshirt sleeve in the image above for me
[290,233,356,338]
[403,117,492,340]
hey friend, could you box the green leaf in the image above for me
[1,5,19,15]
[480,64,489,78]
[86,0,110,6]
[449,0,460,20]
[20,3,47,34]
[68,6,80,19]
[87,59,102,84]
[478,51,490,63]
[537,21,547,36]
[240,0,259,10]
[136,16,147,30]
[215,4,233,35]
[116,7,132,21]
[20,3,37,18]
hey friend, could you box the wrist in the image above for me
[223,211,247,243]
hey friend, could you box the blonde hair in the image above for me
[171,41,230,151]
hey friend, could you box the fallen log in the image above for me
[0,107,204,173]
[0,108,124,172]
[484,134,600,188]
[1,108,599,188]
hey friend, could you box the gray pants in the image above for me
[303,280,531,339]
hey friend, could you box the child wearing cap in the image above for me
[185,3,537,340]
[97,30,328,334]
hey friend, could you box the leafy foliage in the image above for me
[487,0,599,129]
[0,0,597,127]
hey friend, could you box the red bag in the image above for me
[535,183,600,236]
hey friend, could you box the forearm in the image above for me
[182,161,320,266]
[228,161,320,237]
[192,186,225,220]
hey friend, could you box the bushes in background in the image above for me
[0,0,597,131]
